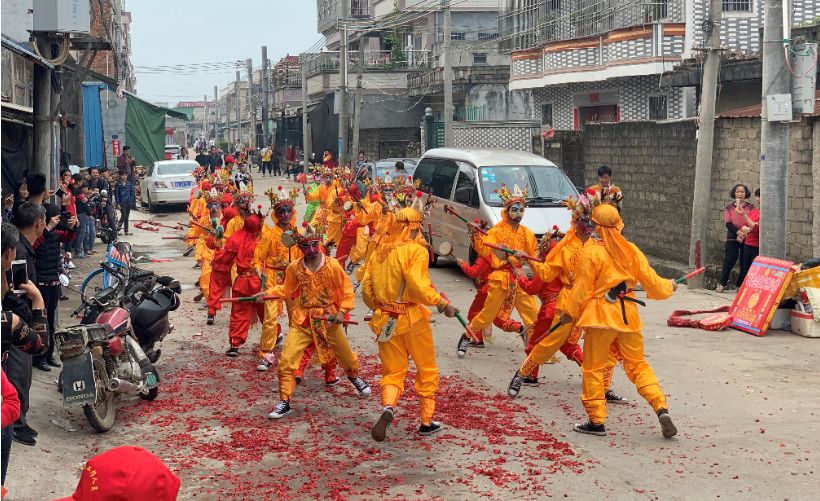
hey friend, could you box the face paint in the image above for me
[576,216,594,235]
[275,207,293,223]
[508,204,524,221]
[300,241,321,259]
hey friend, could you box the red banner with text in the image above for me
[729,256,795,336]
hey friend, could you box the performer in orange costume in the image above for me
[564,203,678,438]
[459,184,539,357]
[514,227,583,384]
[508,191,627,403]
[265,224,371,419]
[362,205,459,442]
[253,187,302,371]
[193,195,222,303]
[305,168,343,248]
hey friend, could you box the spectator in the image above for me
[114,170,134,236]
[3,180,30,224]
[31,202,75,372]
[73,180,95,258]
[117,145,138,210]
[357,150,367,168]
[24,173,47,206]
[96,168,117,237]
[271,146,282,177]
[717,183,753,292]
[4,217,48,448]
[394,160,406,174]
[195,148,212,173]
[322,149,335,169]
[587,165,623,212]
[261,145,273,176]
[180,146,188,159]
[211,147,224,171]
[737,188,761,284]
[53,446,180,501]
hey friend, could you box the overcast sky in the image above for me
[127,0,318,105]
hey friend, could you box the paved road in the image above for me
[8,171,820,500]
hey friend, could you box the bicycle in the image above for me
[79,228,131,296]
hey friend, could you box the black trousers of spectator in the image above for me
[33,284,60,364]
[120,205,131,233]
[262,161,272,175]
[5,347,32,431]
[719,240,744,287]
[739,244,759,285]
[105,204,117,235]
[1,424,12,483]
[273,162,281,176]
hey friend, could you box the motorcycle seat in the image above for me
[131,295,172,331]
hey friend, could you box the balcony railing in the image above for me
[305,50,431,77]
[408,65,512,95]
[500,0,682,52]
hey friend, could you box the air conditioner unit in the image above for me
[33,0,91,34]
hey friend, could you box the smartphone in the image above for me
[10,260,27,294]
[55,188,67,199]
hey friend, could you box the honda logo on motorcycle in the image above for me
[73,380,86,392]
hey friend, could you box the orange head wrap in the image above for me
[591,204,638,277]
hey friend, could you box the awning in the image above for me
[1,36,54,69]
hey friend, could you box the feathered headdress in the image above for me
[282,221,322,248]
[265,185,299,210]
[192,166,207,182]
[393,176,421,206]
[496,184,528,207]
[233,191,255,212]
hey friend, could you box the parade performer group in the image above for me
[183,158,681,441]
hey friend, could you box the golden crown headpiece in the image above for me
[496,184,528,207]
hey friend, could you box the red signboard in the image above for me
[729,256,795,336]
[112,140,121,156]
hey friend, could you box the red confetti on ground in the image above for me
[119,349,584,498]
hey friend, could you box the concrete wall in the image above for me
[575,118,817,267]
[453,121,538,152]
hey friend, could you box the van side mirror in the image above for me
[454,187,472,204]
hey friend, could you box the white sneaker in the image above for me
[348,376,371,397]
[67,261,76,270]
[257,359,273,371]
[364,310,373,321]
[267,400,291,419]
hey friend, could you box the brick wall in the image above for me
[576,118,817,266]
[582,120,697,262]
[88,0,117,80]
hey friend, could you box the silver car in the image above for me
[139,160,199,211]
[413,148,578,264]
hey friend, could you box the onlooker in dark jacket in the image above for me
[3,219,47,448]
[717,184,754,292]
[31,203,75,371]
[114,170,134,235]
[73,182,95,257]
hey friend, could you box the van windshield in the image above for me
[479,165,576,207]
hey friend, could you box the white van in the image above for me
[413,148,578,263]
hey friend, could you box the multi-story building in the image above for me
[88,0,135,92]
[501,0,819,130]
[215,80,249,146]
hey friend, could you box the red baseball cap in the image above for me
[53,446,180,501]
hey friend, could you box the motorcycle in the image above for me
[55,263,178,433]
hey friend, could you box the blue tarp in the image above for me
[82,83,106,167]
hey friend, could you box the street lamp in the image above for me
[424,107,434,151]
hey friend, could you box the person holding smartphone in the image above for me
[2,222,47,449]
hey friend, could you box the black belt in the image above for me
[605,282,645,325]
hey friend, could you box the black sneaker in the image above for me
[23,424,38,437]
[348,376,372,397]
[419,421,444,436]
[13,429,36,446]
[521,375,539,386]
[193,292,204,302]
[456,334,469,358]
[657,408,678,438]
[267,400,292,419]
[508,371,523,397]
[33,359,52,372]
[294,374,303,385]
[225,347,239,357]
[573,421,607,436]
[46,357,61,368]
[605,390,629,405]
[207,315,214,325]
[468,340,485,348]
[371,406,394,442]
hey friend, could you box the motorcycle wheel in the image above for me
[139,387,159,401]
[82,353,117,433]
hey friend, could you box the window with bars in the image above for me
[478,32,499,41]
[648,95,668,120]
[451,32,466,41]
[722,0,752,12]
[541,103,554,127]
[473,53,488,64]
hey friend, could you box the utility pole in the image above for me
[33,64,52,180]
[687,0,722,287]
[302,53,310,172]
[203,94,208,147]
[339,10,350,166]
[759,0,791,259]
[262,46,270,148]
[214,85,218,144]
[442,0,453,147]
[352,38,364,160]
[247,58,256,149]
[235,70,241,146]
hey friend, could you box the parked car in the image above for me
[413,148,577,264]
[164,145,182,160]
[139,160,198,211]
[366,158,418,182]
